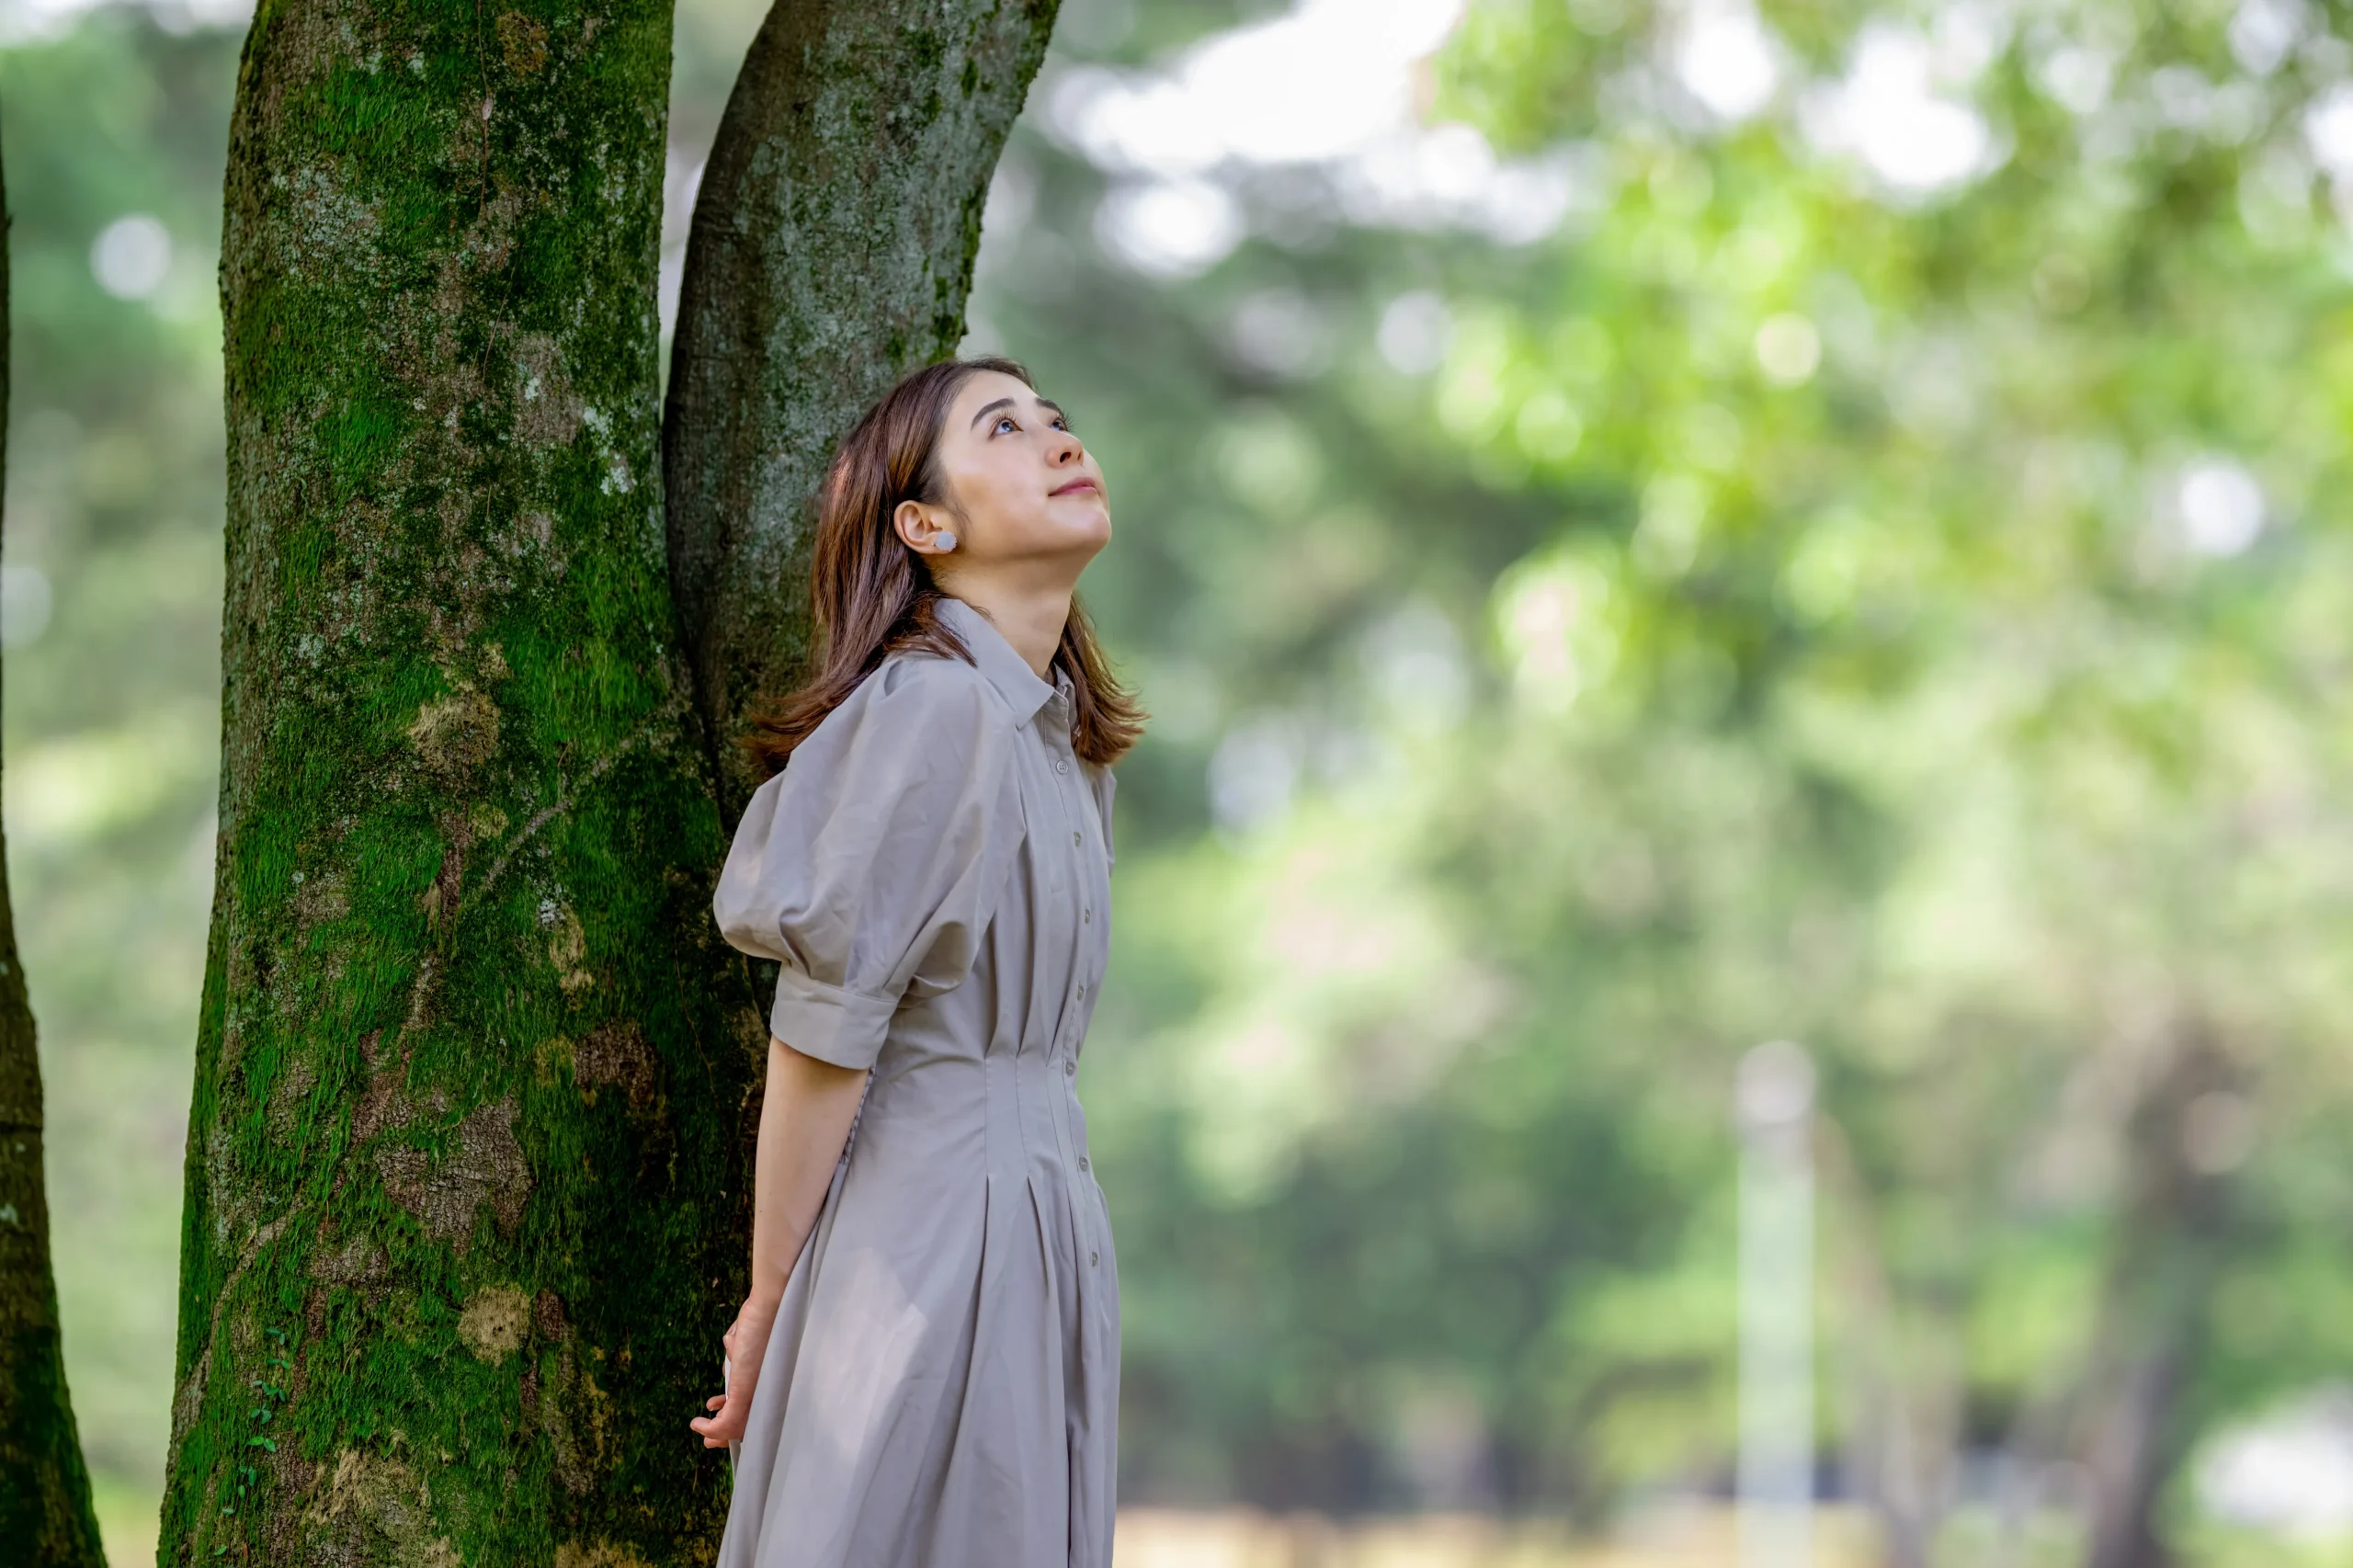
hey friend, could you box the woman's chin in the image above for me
[1040,508,1112,551]
[983,506,1110,564]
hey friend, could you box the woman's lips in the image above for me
[1050,478,1099,496]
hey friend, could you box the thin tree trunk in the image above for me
[1817,1120,1952,1568]
[163,1,760,1561]
[0,131,111,1568]
[2075,1025,2241,1568]
[662,0,1060,810]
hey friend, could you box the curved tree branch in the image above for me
[663,0,1061,817]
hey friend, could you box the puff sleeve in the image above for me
[712,656,1024,1071]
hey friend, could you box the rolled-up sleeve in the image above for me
[712,656,1021,1071]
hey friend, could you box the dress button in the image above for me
[1074,983,1086,999]
[1055,758,1069,774]
[1083,906,1092,924]
[1072,830,1082,846]
[1065,1058,1077,1076]
[1089,1250,1098,1267]
[1078,1155,1089,1171]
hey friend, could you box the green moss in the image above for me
[897,22,945,74]
[165,0,755,1562]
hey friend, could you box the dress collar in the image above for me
[934,594,1060,725]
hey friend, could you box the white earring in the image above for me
[934,532,958,553]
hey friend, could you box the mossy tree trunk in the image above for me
[162,0,764,1560]
[170,0,1060,1555]
[0,136,112,1568]
[663,0,1060,809]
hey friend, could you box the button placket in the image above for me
[1043,700,1107,1256]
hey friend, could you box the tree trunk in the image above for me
[0,131,111,1568]
[163,1,761,1562]
[662,0,1060,811]
[2075,1024,2242,1568]
[1817,1121,1952,1568]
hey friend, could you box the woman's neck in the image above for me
[940,580,1072,678]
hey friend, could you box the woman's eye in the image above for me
[995,415,1017,434]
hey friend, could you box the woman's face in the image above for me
[895,370,1110,578]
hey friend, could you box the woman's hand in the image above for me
[690,1296,779,1449]
[692,1038,868,1450]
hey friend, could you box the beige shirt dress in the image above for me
[710,592,1120,1568]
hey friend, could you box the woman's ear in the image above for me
[894,498,949,554]
[896,495,971,559]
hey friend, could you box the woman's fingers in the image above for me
[691,1392,748,1447]
[693,1301,779,1443]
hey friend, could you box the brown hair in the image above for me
[743,355,1146,778]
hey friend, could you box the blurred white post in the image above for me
[1737,1040,1816,1568]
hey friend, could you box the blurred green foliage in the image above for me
[988,0,2353,1546]
[11,0,2353,1558]
[1,14,233,1546]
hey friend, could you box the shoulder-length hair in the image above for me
[742,355,1146,779]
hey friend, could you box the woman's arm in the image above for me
[688,1036,869,1449]
[744,1036,870,1305]
[696,659,1017,1449]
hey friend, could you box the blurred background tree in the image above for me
[10,0,2353,1561]
[0,121,110,1566]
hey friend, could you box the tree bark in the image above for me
[0,132,112,1568]
[662,0,1060,813]
[164,1,761,1561]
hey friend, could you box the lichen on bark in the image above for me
[166,0,762,1560]
[662,0,1063,816]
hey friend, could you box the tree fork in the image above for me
[662,0,1062,815]
[165,0,761,1560]
[0,131,112,1568]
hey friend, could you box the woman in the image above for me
[690,355,1142,1568]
